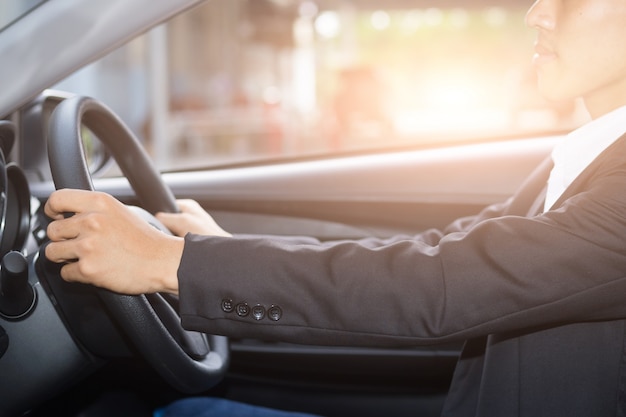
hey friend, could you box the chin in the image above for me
[536,81,576,104]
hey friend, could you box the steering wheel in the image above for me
[46,95,229,393]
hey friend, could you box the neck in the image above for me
[582,84,626,120]
[583,99,619,120]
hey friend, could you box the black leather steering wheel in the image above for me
[46,95,229,393]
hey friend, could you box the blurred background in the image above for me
[56,0,589,171]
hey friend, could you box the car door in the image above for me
[87,132,556,417]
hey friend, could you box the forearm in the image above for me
[177,209,626,348]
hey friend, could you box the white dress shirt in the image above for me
[544,105,626,212]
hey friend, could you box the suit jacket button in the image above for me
[252,305,266,321]
[268,305,282,321]
[221,298,234,313]
[236,302,250,317]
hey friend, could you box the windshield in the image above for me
[56,1,589,172]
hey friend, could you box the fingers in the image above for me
[44,189,84,219]
[159,199,232,237]
[156,199,203,236]
[41,189,182,295]
[45,215,101,263]
[44,189,115,219]
[55,259,104,289]
[45,190,119,265]
[57,261,96,287]
[44,240,79,263]
[176,199,204,214]
[154,211,180,231]
[46,215,80,241]
[58,262,80,283]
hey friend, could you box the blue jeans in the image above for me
[155,397,323,417]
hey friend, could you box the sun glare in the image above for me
[389,72,512,138]
[315,10,341,39]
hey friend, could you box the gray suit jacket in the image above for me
[178,134,626,416]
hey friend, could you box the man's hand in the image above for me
[44,189,183,295]
[156,199,232,237]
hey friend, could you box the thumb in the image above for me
[155,211,179,229]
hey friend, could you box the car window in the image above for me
[56,1,589,173]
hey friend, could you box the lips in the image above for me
[532,41,557,66]
[534,42,555,56]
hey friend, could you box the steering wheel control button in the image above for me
[236,302,250,317]
[252,305,266,321]
[220,298,234,313]
[268,305,283,321]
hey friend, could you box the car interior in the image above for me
[0,1,582,416]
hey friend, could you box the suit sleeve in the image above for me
[177,170,626,348]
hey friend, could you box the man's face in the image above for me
[526,0,626,117]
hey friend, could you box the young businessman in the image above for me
[44,0,626,415]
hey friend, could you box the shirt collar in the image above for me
[545,105,626,210]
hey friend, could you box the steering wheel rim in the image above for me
[47,95,229,393]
